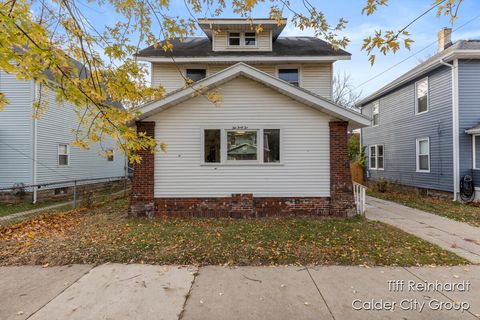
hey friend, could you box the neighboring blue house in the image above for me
[358,28,480,201]
[0,69,127,202]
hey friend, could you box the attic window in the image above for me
[228,32,241,46]
[245,32,256,46]
[186,69,206,82]
[278,69,299,86]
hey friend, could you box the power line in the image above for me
[353,13,480,93]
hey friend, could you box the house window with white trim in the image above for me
[369,145,384,170]
[106,149,114,162]
[278,69,299,86]
[228,32,241,46]
[58,143,69,166]
[186,69,206,82]
[244,32,256,46]
[416,137,430,172]
[473,135,480,169]
[202,128,281,164]
[415,77,429,114]
[372,101,379,127]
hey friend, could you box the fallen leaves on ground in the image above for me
[0,198,468,267]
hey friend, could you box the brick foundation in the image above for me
[155,195,331,218]
[129,121,156,217]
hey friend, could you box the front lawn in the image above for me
[368,190,480,228]
[0,198,467,266]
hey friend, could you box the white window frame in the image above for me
[200,127,283,166]
[415,77,429,115]
[369,144,384,170]
[372,101,379,127]
[244,32,257,47]
[58,143,70,166]
[106,148,114,162]
[227,32,241,47]
[473,134,479,170]
[416,137,430,173]
[276,65,301,87]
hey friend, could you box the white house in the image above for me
[0,69,126,203]
[130,18,369,218]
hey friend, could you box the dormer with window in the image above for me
[137,18,351,99]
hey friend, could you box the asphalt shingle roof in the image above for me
[137,37,350,57]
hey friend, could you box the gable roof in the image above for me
[136,37,351,62]
[137,62,370,128]
[358,40,480,107]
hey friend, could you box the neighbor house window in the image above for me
[186,69,206,82]
[244,32,256,46]
[228,32,241,46]
[372,101,379,127]
[204,129,221,163]
[415,77,429,114]
[416,137,430,172]
[106,149,114,162]
[227,130,258,161]
[58,144,69,166]
[263,129,280,163]
[473,135,480,169]
[202,128,281,164]
[369,145,384,170]
[278,69,299,86]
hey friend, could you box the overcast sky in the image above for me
[81,0,480,97]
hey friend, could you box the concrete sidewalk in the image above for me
[1,264,479,320]
[366,196,480,264]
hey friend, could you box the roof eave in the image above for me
[136,55,351,63]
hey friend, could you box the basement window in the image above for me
[228,32,241,46]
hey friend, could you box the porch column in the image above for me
[129,121,156,217]
[329,121,355,217]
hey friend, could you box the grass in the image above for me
[0,200,66,217]
[0,198,467,267]
[368,190,480,228]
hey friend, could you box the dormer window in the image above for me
[245,32,256,46]
[228,32,241,46]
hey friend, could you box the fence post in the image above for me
[73,180,77,209]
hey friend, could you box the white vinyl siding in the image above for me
[151,63,332,98]
[147,76,333,197]
[0,71,33,188]
[35,86,126,185]
[214,30,272,51]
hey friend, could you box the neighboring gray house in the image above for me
[358,28,480,201]
[0,70,126,202]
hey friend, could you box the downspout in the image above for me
[32,81,38,204]
[439,58,460,201]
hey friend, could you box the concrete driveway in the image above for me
[366,196,480,263]
[1,264,479,320]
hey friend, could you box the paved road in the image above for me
[366,196,480,263]
[1,264,479,320]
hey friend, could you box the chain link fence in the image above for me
[0,176,130,226]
